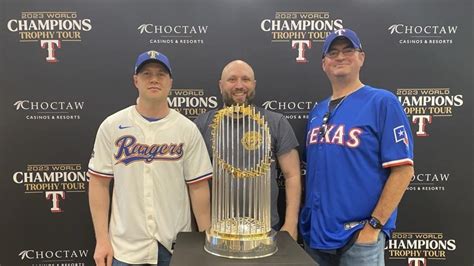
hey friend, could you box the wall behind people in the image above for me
[0,0,472,265]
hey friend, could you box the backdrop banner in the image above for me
[0,0,472,265]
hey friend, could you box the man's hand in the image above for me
[281,223,298,240]
[93,240,114,266]
[356,223,380,244]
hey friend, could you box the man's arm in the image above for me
[357,164,414,243]
[88,174,114,266]
[188,179,211,232]
[278,149,302,240]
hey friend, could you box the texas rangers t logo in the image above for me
[148,50,159,59]
[334,29,346,36]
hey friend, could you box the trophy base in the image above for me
[204,229,277,259]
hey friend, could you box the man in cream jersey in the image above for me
[88,50,212,266]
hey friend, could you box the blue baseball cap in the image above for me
[134,50,173,77]
[322,28,362,57]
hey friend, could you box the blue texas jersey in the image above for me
[301,85,414,250]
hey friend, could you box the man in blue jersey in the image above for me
[300,29,414,266]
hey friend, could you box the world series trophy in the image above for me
[204,104,277,259]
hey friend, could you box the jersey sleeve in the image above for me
[379,95,414,168]
[274,115,299,157]
[183,125,213,184]
[87,120,114,178]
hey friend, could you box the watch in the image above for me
[368,216,384,229]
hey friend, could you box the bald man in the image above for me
[194,60,301,240]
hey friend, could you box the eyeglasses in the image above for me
[324,48,362,59]
[319,112,330,137]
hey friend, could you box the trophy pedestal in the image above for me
[204,226,277,259]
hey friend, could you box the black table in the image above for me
[170,231,318,266]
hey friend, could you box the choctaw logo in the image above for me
[13,99,85,120]
[137,23,208,45]
[262,99,315,120]
[18,248,88,265]
[6,11,93,62]
[260,11,343,63]
[396,88,464,137]
[406,171,450,192]
[241,131,262,150]
[388,23,458,45]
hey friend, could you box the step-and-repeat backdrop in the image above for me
[1,0,472,265]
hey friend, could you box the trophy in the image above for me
[204,104,277,259]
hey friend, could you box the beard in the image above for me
[222,90,255,106]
